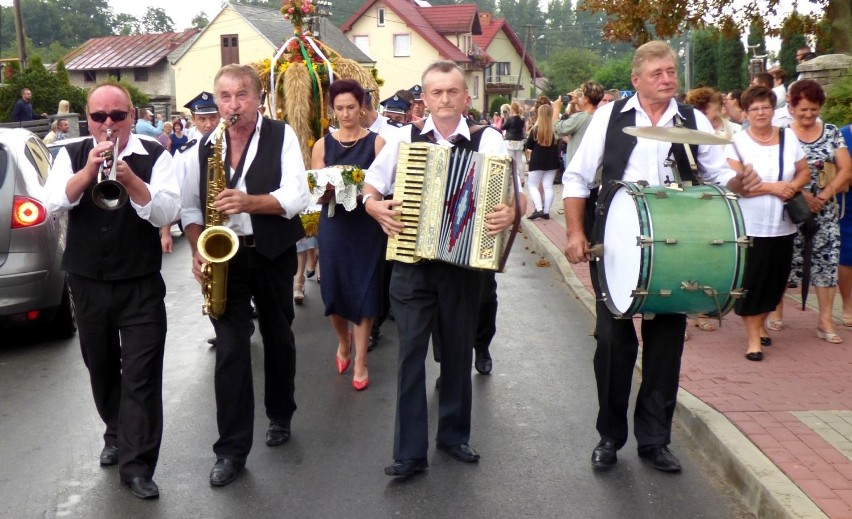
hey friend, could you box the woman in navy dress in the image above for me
[311,79,386,391]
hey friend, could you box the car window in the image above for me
[24,137,53,186]
[0,149,7,190]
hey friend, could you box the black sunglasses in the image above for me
[89,110,130,123]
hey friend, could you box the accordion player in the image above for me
[386,142,519,271]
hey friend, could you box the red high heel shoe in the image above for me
[352,377,369,391]
[336,331,353,374]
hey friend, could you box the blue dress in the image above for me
[169,133,188,156]
[317,131,386,321]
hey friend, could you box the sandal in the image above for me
[294,283,305,305]
[842,316,852,327]
[817,328,843,344]
[695,317,716,331]
[766,319,784,331]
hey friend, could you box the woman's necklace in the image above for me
[335,128,365,149]
[748,127,775,144]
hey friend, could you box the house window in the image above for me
[221,34,239,66]
[473,75,479,99]
[393,34,411,57]
[107,69,121,80]
[495,62,510,76]
[134,68,148,82]
[353,35,370,56]
[83,70,96,82]
[377,8,385,26]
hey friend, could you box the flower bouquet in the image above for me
[252,0,383,168]
[307,165,365,216]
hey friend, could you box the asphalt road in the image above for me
[0,232,753,518]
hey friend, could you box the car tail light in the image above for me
[12,196,46,228]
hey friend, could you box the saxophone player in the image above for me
[180,64,310,487]
[45,82,180,499]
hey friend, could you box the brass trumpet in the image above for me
[92,128,128,210]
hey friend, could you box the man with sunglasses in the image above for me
[45,82,180,500]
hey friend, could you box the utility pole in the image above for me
[13,0,28,71]
[516,25,532,98]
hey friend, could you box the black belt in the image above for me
[238,235,255,247]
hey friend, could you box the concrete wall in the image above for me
[69,61,172,99]
[172,6,275,111]
[797,53,852,87]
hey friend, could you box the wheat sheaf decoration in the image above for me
[252,0,383,167]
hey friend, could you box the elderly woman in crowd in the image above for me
[726,85,810,361]
[768,79,852,343]
[686,86,741,140]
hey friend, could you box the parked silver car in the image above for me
[0,128,75,337]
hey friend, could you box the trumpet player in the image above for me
[45,82,180,499]
[180,64,309,487]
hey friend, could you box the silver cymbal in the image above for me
[623,126,732,145]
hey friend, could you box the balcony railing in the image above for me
[485,74,523,86]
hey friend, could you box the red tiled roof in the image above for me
[421,5,481,35]
[473,13,542,79]
[341,0,473,63]
[64,30,199,70]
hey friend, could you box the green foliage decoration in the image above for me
[822,75,852,127]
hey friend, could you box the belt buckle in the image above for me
[242,235,255,248]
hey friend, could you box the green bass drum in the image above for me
[596,181,749,317]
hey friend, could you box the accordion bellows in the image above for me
[386,143,514,271]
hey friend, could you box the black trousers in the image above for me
[372,259,394,332]
[589,261,686,450]
[390,262,483,460]
[211,245,297,462]
[68,272,167,483]
[432,271,497,362]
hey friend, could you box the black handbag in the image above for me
[780,129,816,225]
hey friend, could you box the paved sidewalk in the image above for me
[521,183,852,519]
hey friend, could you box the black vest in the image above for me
[198,117,304,259]
[61,137,165,280]
[601,97,700,187]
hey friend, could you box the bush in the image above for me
[823,75,852,128]
[0,59,87,122]
[489,96,509,117]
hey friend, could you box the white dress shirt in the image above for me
[725,128,804,237]
[46,134,180,228]
[366,116,508,196]
[561,96,736,199]
[180,112,310,235]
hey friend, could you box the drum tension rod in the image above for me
[737,237,753,248]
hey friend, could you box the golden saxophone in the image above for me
[198,115,239,318]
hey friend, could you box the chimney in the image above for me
[479,12,492,27]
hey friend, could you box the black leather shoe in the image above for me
[384,458,428,477]
[760,337,772,347]
[210,458,244,487]
[591,439,617,470]
[100,445,118,466]
[127,476,159,499]
[745,351,763,361]
[368,330,382,352]
[474,352,492,375]
[266,422,291,446]
[639,445,682,472]
[438,443,480,463]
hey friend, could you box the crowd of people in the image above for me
[37,38,850,502]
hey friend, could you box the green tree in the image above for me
[746,19,766,57]
[489,96,509,116]
[191,12,210,30]
[779,12,807,82]
[103,75,150,108]
[592,54,633,90]
[0,58,88,121]
[115,13,142,36]
[716,19,745,92]
[691,29,717,88]
[141,7,175,33]
[541,48,599,97]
